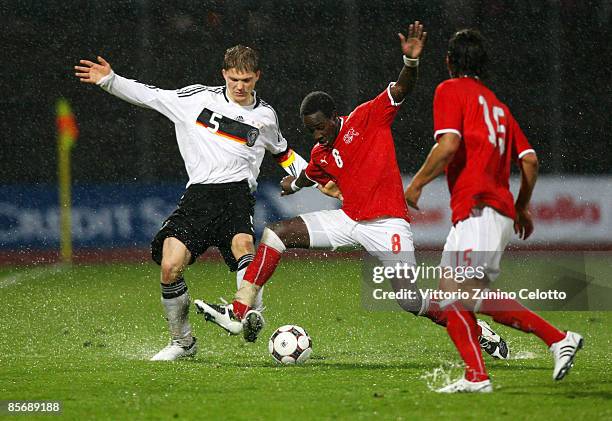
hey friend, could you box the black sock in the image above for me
[161,276,188,299]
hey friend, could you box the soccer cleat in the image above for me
[242,309,265,343]
[437,378,493,394]
[477,319,510,360]
[550,331,583,380]
[194,299,243,335]
[150,337,197,361]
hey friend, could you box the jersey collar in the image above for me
[223,86,261,109]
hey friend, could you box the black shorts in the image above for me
[151,181,255,271]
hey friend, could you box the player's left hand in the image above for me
[404,184,421,210]
[280,175,296,196]
[398,21,427,59]
[514,208,534,240]
[317,181,343,202]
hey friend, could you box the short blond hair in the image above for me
[223,45,260,73]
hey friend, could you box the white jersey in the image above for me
[98,71,306,190]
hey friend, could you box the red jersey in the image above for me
[304,84,410,222]
[433,77,534,224]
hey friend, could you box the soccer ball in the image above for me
[268,325,312,365]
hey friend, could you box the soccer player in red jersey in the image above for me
[196,22,509,359]
[404,29,583,393]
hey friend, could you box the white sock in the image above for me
[161,278,192,346]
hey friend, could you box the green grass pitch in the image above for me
[0,259,610,420]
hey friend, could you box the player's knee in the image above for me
[231,233,254,256]
[160,259,183,284]
[261,226,287,252]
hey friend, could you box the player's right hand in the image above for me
[280,175,296,196]
[398,20,427,59]
[74,56,112,84]
[514,208,534,240]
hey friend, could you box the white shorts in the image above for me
[440,207,514,281]
[300,209,415,266]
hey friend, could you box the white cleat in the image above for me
[242,309,265,343]
[150,337,197,361]
[194,299,243,335]
[437,378,493,394]
[550,331,583,380]
[477,319,510,360]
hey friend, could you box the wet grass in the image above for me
[0,259,610,420]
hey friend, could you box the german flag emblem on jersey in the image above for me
[196,108,260,147]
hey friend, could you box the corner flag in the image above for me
[56,98,78,263]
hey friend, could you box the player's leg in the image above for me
[354,217,506,361]
[194,233,260,338]
[228,233,269,342]
[150,236,198,361]
[232,216,312,319]
[195,216,312,338]
[354,218,424,315]
[435,212,498,391]
[234,209,358,314]
[462,208,581,379]
[230,233,261,309]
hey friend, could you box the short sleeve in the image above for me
[433,82,463,141]
[304,159,332,186]
[362,83,402,127]
[509,113,535,160]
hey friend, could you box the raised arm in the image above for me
[389,21,427,103]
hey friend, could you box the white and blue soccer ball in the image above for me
[268,325,312,365]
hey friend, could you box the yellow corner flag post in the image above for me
[56,98,78,264]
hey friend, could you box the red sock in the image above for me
[445,303,488,382]
[232,243,282,320]
[232,300,250,320]
[478,298,565,347]
[423,301,484,337]
[423,300,447,327]
[244,243,282,287]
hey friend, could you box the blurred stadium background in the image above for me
[1,0,611,263]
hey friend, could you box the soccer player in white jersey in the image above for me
[75,46,309,360]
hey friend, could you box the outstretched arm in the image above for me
[389,21,427,103]
[74,56,185,122]
[404,133,460,209]
[75,56,112,84]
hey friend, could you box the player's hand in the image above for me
[280,175,296,196]
[317,181,343,202]
[514,207,534,240]
[404,184,421,210]
[74,56,112,84]
[398,21,427,59]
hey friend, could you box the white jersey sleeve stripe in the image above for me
[518,149,535,159]
[434,128,462,140]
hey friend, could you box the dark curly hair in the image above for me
[300,91,336,118]
[447,29,488,79]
